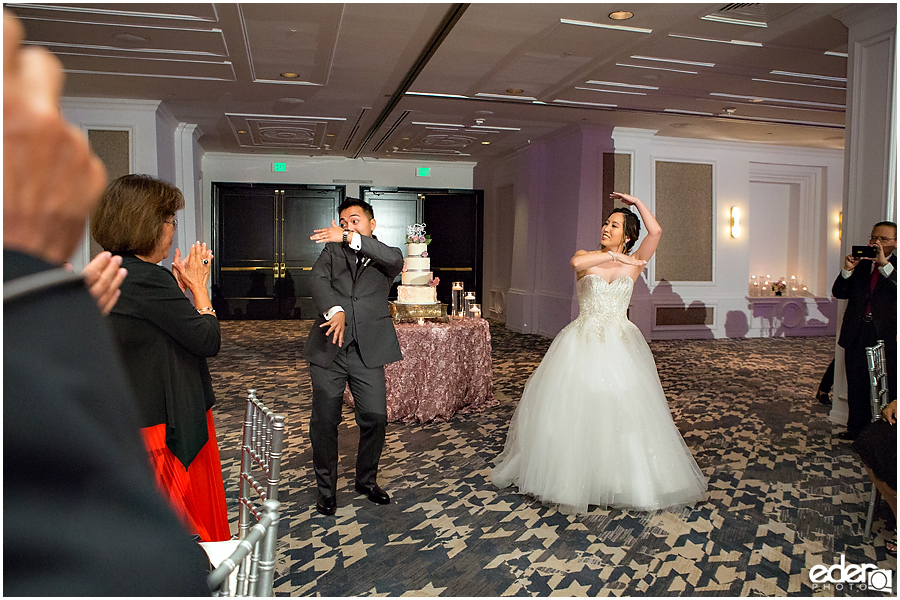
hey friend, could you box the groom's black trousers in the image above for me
[309,340,388,497]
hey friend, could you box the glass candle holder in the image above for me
[452,282,464,317]
[471,303,481,319]
[464,292,476,318]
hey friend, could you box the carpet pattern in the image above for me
[207,320,896,596]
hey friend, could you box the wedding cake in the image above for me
[397,223,438,304]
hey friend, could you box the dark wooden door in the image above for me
[212,183,341,319]
[422,192,483,306]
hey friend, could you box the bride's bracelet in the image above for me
[608,251,616,262]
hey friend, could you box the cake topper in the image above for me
[405,223,431,245]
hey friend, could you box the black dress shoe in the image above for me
[838,430,860,441]
[354,481,390,505]
[316,493,337,515]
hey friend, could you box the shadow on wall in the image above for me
[747,296,838,338]
[647,280,714,340]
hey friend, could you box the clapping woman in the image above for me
[91,174,230,542]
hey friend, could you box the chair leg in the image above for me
[864,488,880,541]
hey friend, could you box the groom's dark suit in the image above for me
[303,235,403,500]
[832,253,897,434]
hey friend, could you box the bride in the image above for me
[491,192,707,514]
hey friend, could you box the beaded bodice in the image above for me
[575,274,634,324]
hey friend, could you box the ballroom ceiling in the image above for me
[7,3,856,162]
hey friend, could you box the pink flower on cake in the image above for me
[421,251,428,258]
[402,265,407,272]
[428,277,440,287]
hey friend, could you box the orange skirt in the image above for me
[140,410,231,542]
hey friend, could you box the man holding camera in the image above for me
[832,221,897,440]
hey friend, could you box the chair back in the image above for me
[207,500,280,596]
[239,389,286,539]
[865,341,890,421]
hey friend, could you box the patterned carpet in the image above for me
[207,320,896,597]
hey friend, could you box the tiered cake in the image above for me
[391,223,447,321]
[398,225,437,304]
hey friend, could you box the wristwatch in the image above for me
[342,229,350,244]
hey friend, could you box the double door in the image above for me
[212,183,342,319]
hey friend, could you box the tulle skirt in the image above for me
[141,410,231,542]
[491,317,707,514]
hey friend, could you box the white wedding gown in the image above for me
[491,274,707,514]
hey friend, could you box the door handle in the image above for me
[281,263,286,278]
[220,266,274,272]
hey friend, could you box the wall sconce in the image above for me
[730,206,741,238]
[838,211,842,241]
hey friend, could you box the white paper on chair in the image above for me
[200,540,241,596]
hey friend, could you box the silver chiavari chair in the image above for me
[863,341,890,541]
[202,390,286,596]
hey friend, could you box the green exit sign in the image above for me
[416,167,431,177]
[272,162,287,172]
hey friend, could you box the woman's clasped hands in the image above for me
[172,241,213,293]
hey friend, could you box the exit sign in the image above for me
[272,162,287,172]
[416,167,431,177]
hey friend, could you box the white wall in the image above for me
[476,125,845,340]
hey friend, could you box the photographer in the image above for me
[832,221,897,440]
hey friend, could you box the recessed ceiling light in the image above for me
[553,99,617,108]
[326,133,336,137]
[609,11,634,20]
[576,86,647,96]
[237,130,247,134]
[506,89,524,94]
[280,72,300,78]
[278,97,304,104]
[752,77,846,91]
[770,70,847,83]
[586,80,658,90]
[401,137,410,140]
[475,110,494,115]
[481,141,491,145]
[616,62,698,75]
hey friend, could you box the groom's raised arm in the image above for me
[358,236,403,279]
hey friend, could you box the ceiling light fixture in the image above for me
[710,92,844,109]
[280,72,300,78]
[472,125,521,131]
[476,92,538,101]
[576,86,647,96]
[664,109,714,116]
[553,99,617,108]
[770,70,847,83]
[237,130,247,134]
[616,62,698,75]
[481,141,491,145]
[700,14,767,28]
[406,91,469,99]
[630,55,715,68]
[669,33,762,47]
[752,77,846,90]
[586,80,658,90]
[560,17,651,34]
[411,121,465,128]
[608,11,634,20]
[506,89,524,94]
[824,50,848,58]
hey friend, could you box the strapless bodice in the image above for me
[575,274,634,323]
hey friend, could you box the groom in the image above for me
[304,198,404,515]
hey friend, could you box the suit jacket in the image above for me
[303,235,403,368]
[3,249,210,595]
[108,254,221,467]
[832,253,897,349]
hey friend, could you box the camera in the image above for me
[867,568,892,593]
[852,245,877,259]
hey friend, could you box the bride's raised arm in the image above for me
[610,192,661,262]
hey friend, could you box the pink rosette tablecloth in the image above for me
[344,316,495,423]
